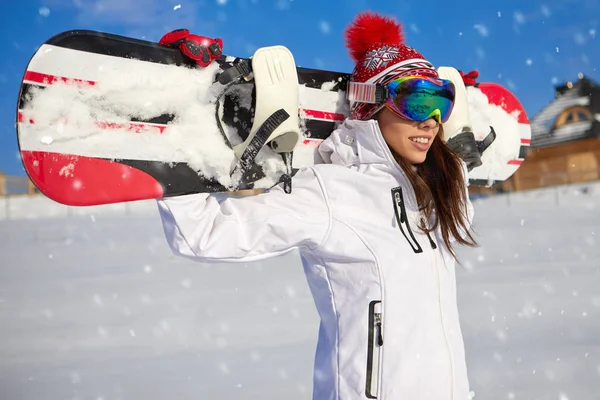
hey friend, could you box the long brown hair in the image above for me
[394,128,478,259]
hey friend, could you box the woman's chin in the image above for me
[404,153,428,165]
[391,146,429,166]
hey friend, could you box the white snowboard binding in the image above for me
[216,45,301,192]
[234,45,301,158]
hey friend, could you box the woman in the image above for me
[158,11,479,400]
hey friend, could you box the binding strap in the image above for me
[230,109,290,188]
[217,59,253,85]
[477,126,497,155]
[268,152,293,194]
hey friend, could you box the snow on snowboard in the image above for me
[16,30,531,206]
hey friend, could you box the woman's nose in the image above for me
[419,118,439,130]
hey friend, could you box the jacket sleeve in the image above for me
[156,167,331,263]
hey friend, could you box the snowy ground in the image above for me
[1,182,599,400]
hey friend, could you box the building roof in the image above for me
[530,76,600,148]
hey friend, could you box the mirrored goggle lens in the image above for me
[385,77,455,123]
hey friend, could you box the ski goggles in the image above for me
[347,76,456,123]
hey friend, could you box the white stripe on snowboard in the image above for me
[24,44,348,117]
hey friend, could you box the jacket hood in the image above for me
[316,118,423,215]
[318,119,399,169]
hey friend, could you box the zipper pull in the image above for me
[375,313,384,346]
[391,187,424,254]
[394,191,406,223]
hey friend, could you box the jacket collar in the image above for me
[317,118,420,211]
[318,119,397,169]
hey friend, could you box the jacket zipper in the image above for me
[430,241,455,400]
[365,300,383,399]
[391,187,423,253]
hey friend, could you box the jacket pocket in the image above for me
[365,300,383,399]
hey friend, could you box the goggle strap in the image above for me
[347,82,389,105]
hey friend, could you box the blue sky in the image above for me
[0,0,598,176]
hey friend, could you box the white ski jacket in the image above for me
[157,118,474,400]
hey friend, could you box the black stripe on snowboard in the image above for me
[519,146,529,159]
[46,30,196,67]
[44,30,350,90]
[18,83,35,110]
[115,158,228,195]
[114,158,291,196]
[303,120,336,140]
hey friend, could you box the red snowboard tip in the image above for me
[21,151,165,206]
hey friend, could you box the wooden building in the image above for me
[471,74,600,194]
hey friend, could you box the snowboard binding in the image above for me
[161,29,301,194]
[437,66,497,171]
[220,45,301,194]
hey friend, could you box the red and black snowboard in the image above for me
[16,30,531,206]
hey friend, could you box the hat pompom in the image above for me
[344,11,404,63]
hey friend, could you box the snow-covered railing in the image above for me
[0,172,37,196]
[0,195,159,220]
[0,179,599,221]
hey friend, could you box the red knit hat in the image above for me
[344,11,439,120]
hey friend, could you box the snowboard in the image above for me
[16,30,531,206]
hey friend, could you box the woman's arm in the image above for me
[157,167,331,263]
